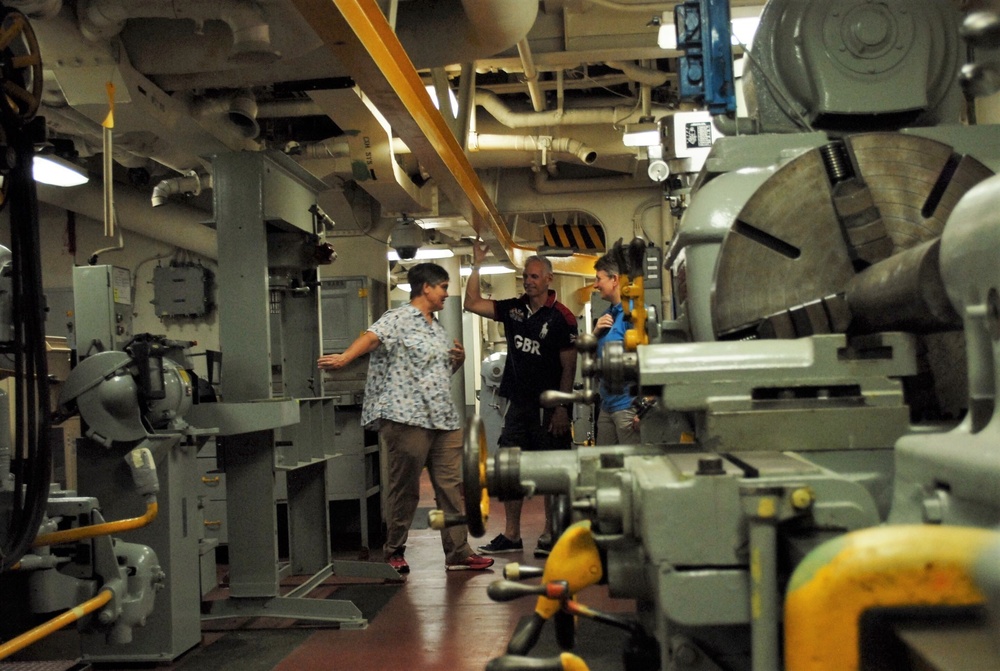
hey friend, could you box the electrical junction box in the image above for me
[151,264,214,317]
[665,111,719,174]
[72,265,133,356]
[320,276,387,399]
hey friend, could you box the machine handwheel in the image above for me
[462,415,490,538]
[0,8,42,122]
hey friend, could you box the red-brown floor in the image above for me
[266,473,635,671]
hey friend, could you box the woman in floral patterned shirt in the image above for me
[317,263,494,574]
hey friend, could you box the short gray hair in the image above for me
[524,255,553,274]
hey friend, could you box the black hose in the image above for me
[0,103,50,572]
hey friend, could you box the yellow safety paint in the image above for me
[784,525,996,671]
[536,520,603,620]
[561,651,591,671]
[757,497,776,519]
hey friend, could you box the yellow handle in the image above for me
[0,589,113,661]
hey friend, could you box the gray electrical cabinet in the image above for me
[319,276,387,552]
[72,265,133,356]
[151,264,213,317]
[319,276,386,401]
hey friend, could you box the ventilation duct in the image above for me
[308,87,434,214]
[77,0,278,65]
[396,0,538,69]
[38,181,218,259]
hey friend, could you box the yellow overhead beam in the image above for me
[288,0,598,276]
[290,0,508,252]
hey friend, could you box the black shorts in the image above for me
[498,402,572,451]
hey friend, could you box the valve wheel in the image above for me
[0,8,42,122]
[462,415,490,538]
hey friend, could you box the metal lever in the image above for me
[487,579,569,602]
[427,510,466,530]
[540,333,600,407]
[504,563,545,581]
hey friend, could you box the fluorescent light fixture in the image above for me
[33,155,89,187]
[425,84,459,117]
[622,122,660,147]
[386,247,455,261]
[460,265,515,276]
[397,283,411,293]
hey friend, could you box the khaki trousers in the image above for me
[380,421,471,564]
[596,406,639,445]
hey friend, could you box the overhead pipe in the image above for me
[393,134,597,165]
[472,134,597,165]
[289,138,351,160]
[607,60,672,87]
[517,39,546,112]
[475,89,673,128]
[151,170,213,207]
[77,0,278,65]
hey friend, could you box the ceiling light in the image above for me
[622,121,661,147]
[397,283,411,293]
[387,247,455,261]
[535,245,577,258]
[460,265,515,276]
[33,155,89,187]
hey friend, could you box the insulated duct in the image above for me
[77,0,278,64]
[37,182,218,259]
[396,0,538,69]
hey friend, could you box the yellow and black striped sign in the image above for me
[542,223,606,251]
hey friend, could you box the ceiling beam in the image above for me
[288,0,599,276]
[289,0,512,256]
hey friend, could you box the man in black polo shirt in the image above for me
[464,243,577,557]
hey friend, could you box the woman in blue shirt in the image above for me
[592,254,639,444]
